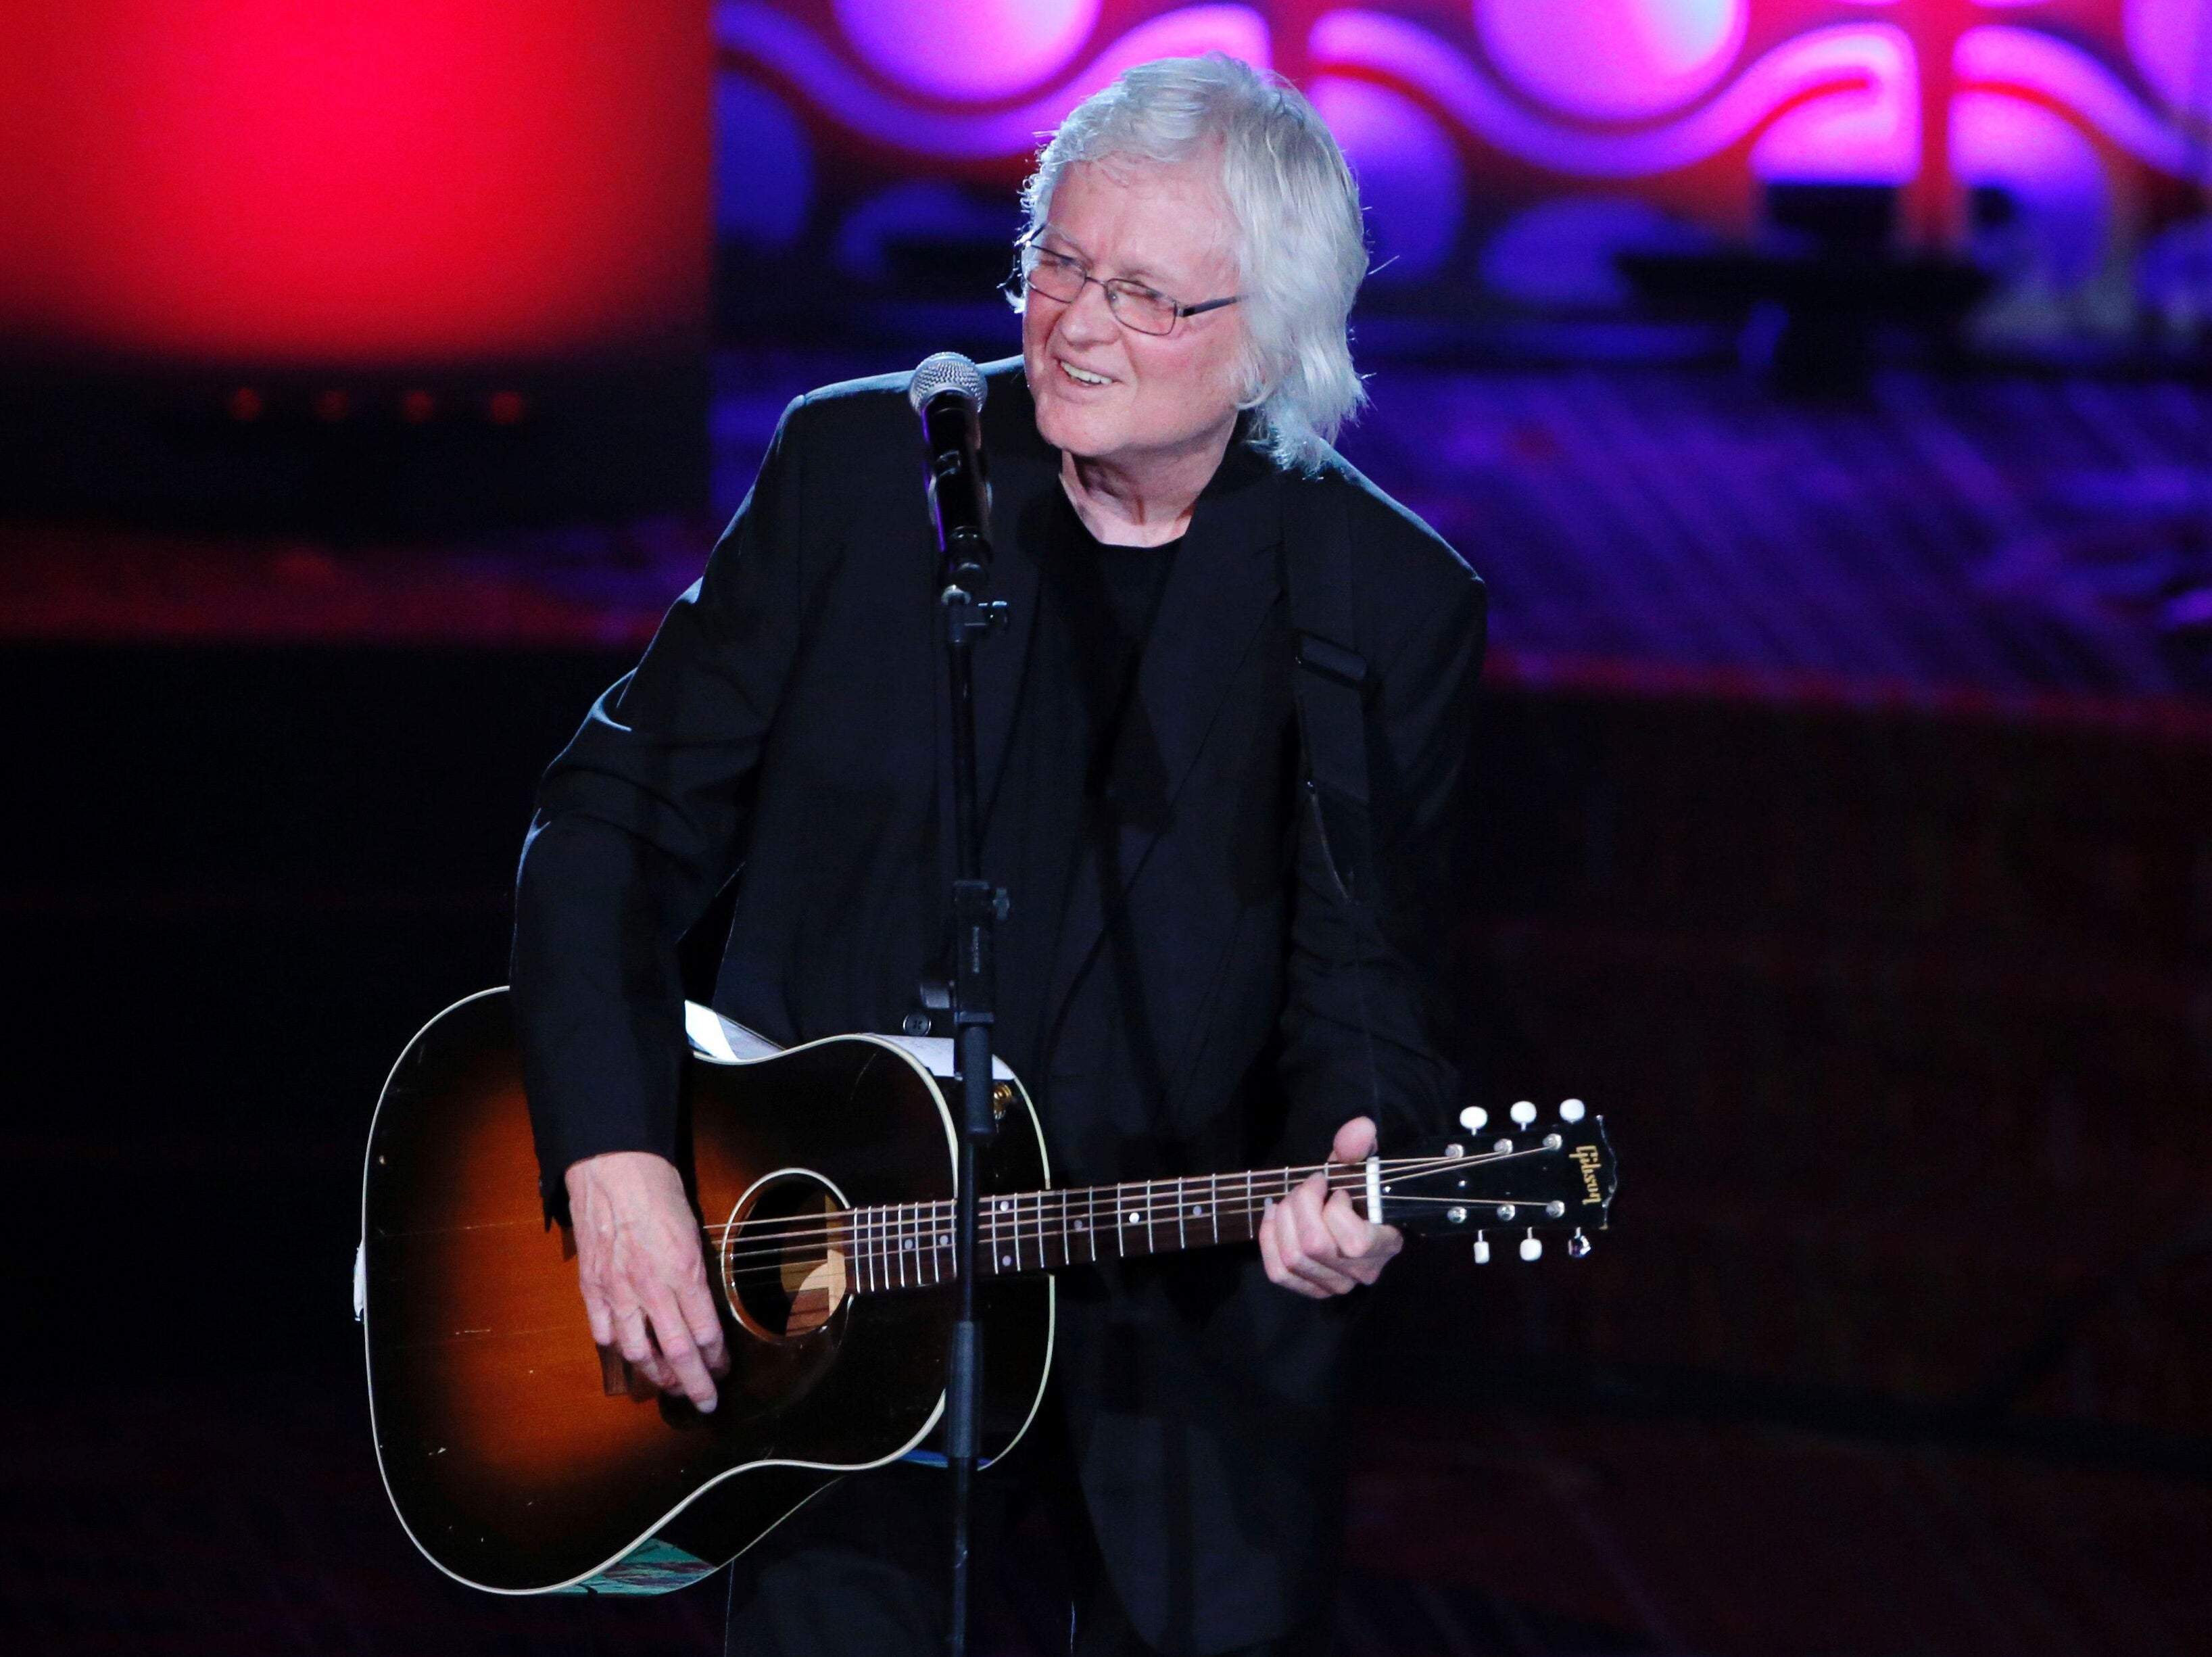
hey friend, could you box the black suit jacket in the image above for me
[513,360,1485,1652]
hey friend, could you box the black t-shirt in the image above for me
[983,488,1180,1100]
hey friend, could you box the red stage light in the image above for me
[226,387,264,421]
[0,3,709,365]
[400,389,437,423]
[485,390,529,425]
[314,389,352,423]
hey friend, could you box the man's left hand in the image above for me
[1257,1116,1403,1298]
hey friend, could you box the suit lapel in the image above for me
[1124,441,1283,840]
[1042,438,1286,1035]
[969,362,1055,815]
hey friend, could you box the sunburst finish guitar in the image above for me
[357,988,1618,1595]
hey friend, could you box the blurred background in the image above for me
[3,3,2210,1652]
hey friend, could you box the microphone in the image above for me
[909,352,991,590]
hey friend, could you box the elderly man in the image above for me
[513,53,1485,1657]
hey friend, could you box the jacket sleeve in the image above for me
[512,395,811,1212]
[1276,548,1487,1161]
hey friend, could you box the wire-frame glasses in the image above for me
[1006,234,1240,337]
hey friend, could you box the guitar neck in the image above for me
[834,1164,1374,1295]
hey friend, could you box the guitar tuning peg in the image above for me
[1472,1230,1490,1265]
[1568,1229,1592,1258]
[1510,1101,1537,1128]
[1559,1098,1586,1124]
[1458,1105,1487,1132]
[1518,1230,1543,1262]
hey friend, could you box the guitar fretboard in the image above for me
[830,1165,1375,1295]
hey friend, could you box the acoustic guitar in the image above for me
[356,988,1618,1595]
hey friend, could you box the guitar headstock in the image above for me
[1380,1100,1617,1263]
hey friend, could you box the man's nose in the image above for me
[1057,276,1120,345]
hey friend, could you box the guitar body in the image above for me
[360,988,1053,1595]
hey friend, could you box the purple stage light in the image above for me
[1958,28,2200,179]
[708,1,2212,314]
[1748,26,1917,185]
[1473,0,1746,122]
[2125,0,2212,118]
[1311,76,1465,283]
[715,3,1269,160]
[1953,93,2111,292]
[832,0,1100,101]
[1313,13,1906,182]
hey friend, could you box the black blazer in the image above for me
[513,360,1485,1652]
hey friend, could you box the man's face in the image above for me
[1021,158,1249,469]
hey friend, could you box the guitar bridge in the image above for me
[600,1346,633,1397]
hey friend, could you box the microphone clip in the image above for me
[941,592,1008,648]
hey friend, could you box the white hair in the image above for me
[1016,53,1368,473]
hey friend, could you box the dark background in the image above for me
[6,553,2209,1654]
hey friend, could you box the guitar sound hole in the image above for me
[721,1173,850,1343]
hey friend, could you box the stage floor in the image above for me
[5,1387,2202,1657]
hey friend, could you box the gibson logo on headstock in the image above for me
[1571,1143,1604,1205]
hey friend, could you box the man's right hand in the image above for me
[565,1151,729,1412]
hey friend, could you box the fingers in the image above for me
[670,1255,728,1373]
[614,1304,673,1393]
[661,1241,729,1395]
[1258,1196,1326,1299]
[1287,1175,1359,1293]
[580,1282,615,1351]
[683,1284,731,1380]
[1261,1174,1359,1297]
[1314,1115,1399,1286]
[1319,1189,1402,1284]
[644,1286,721,1412]
[651,1251,729,1405]
[1260,1151,1407,1298]
[567,1153,724,1409]
[611,1284,721,1408]
[1316,1168,1380,1257]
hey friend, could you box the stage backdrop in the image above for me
[0,2,712,527]
[712,0,2212,317]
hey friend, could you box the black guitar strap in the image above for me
[1282,469,1389,1132]
[1282,474,1374,905]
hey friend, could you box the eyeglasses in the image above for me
[1006,234,1240,337]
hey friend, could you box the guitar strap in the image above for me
[1282,470,1391,1136]
[1282,473,1375,906]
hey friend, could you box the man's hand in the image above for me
[565,1151,729,1412]
[1257,1117,1403,1299]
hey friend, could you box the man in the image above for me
[513,53,1485,1657]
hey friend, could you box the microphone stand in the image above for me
[938,483,1007,1657]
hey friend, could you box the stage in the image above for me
[2,350,2207,1654]
[11,347,2212,717]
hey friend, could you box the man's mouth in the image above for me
[1058,360,1111,387]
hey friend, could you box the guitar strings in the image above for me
[693,1148,1531,1247]
[701,1147,1572,1279]
[708,1183,1585,1291]
[696,1147,1552,1250]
